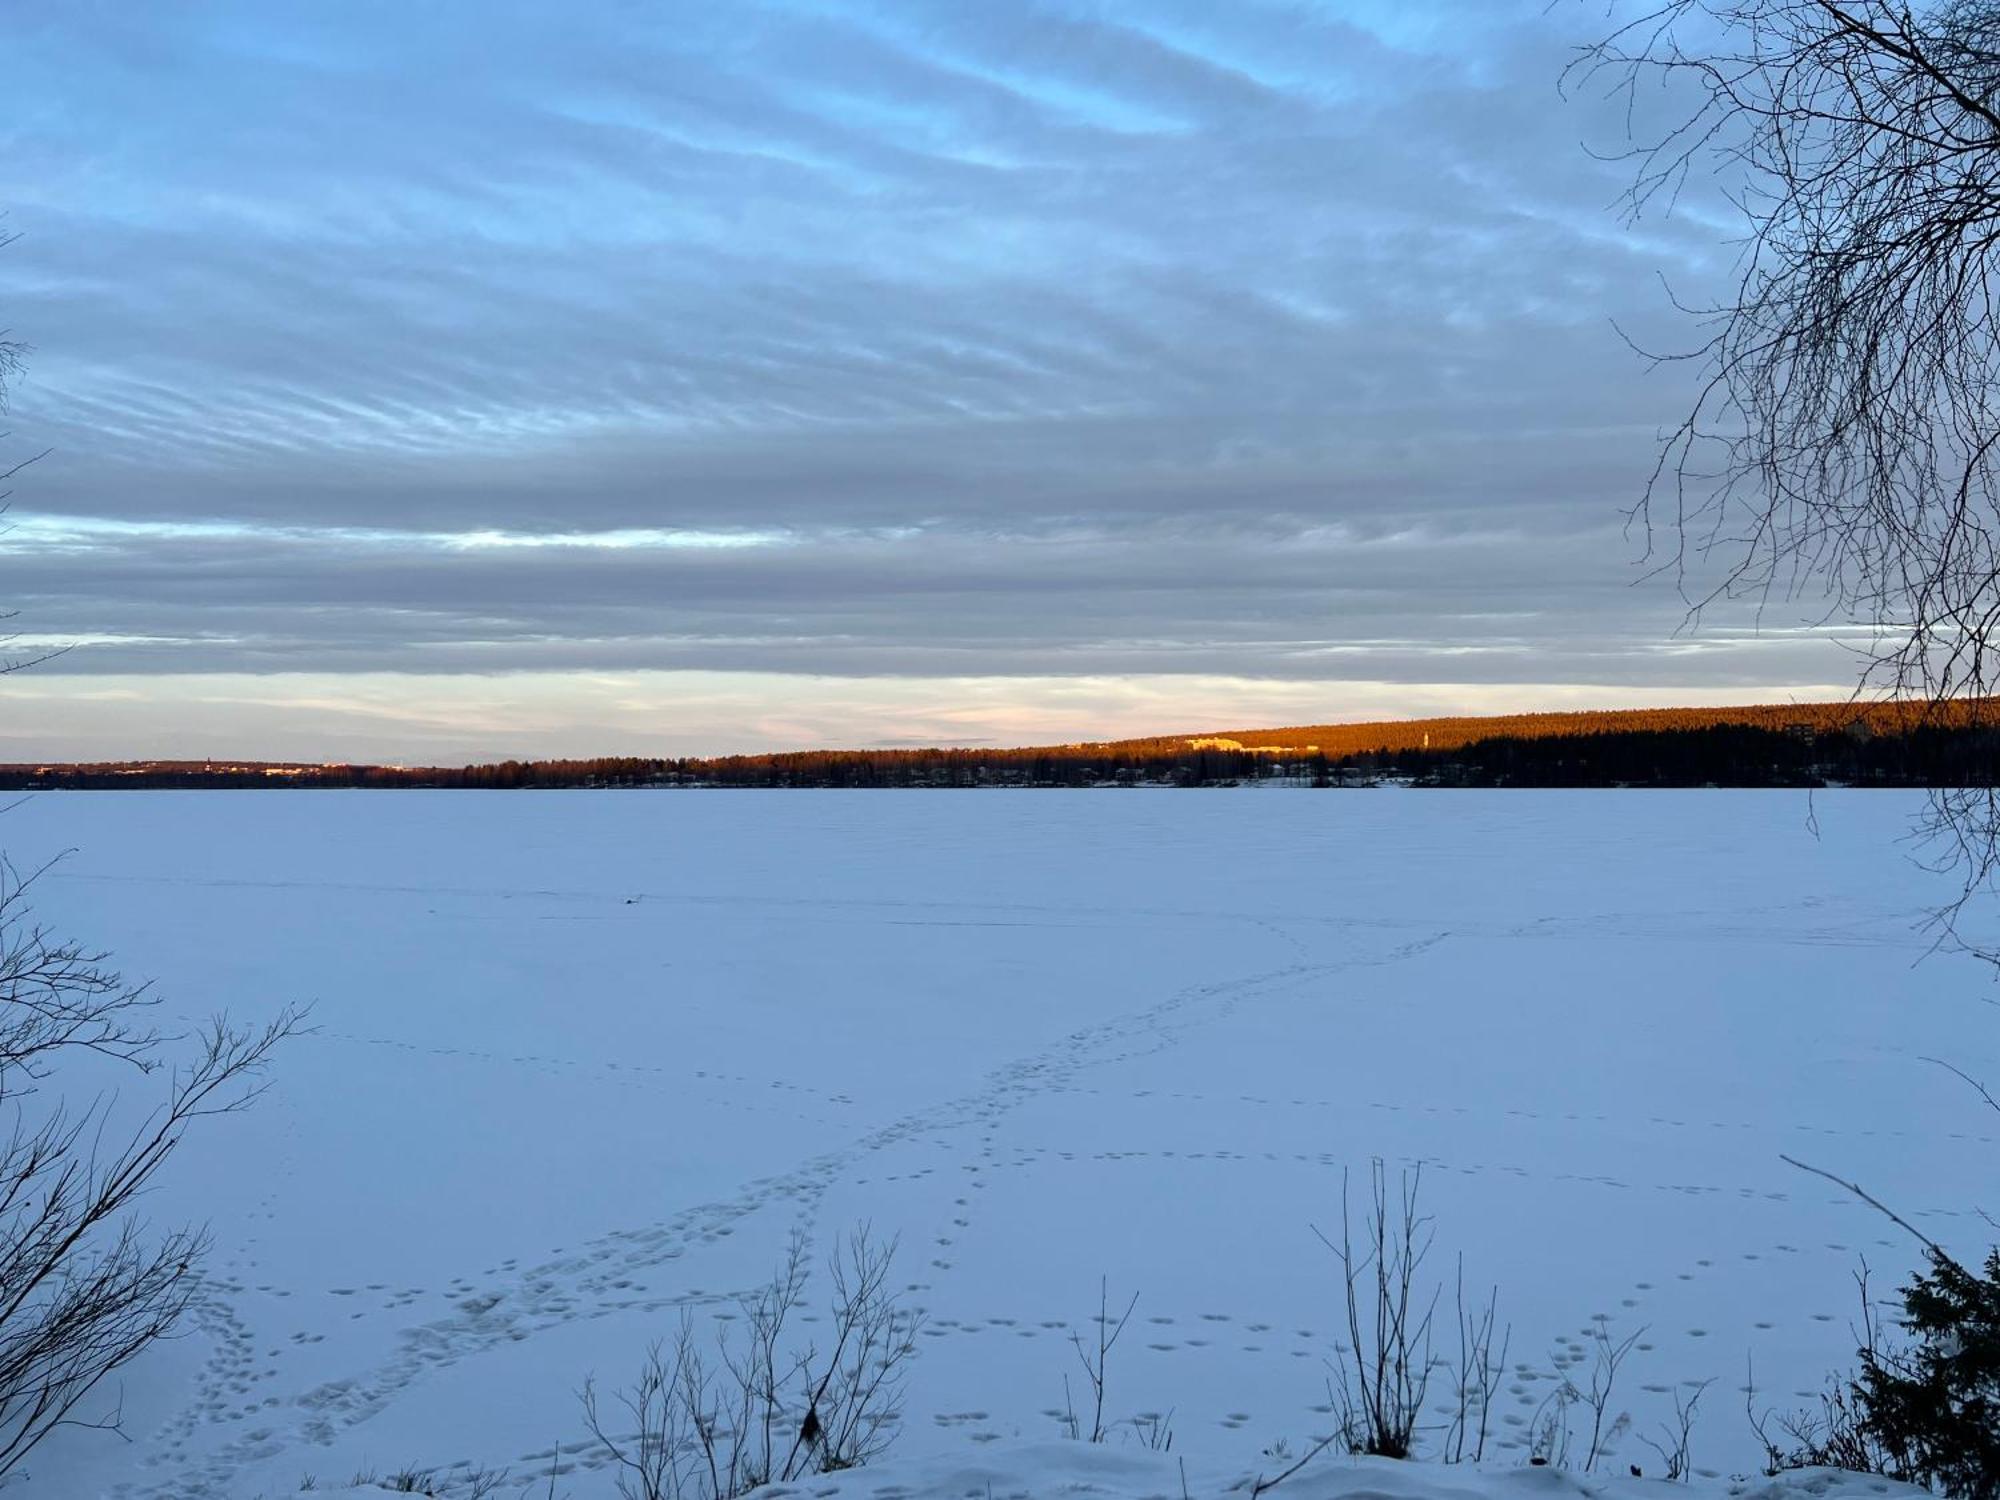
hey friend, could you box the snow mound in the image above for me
[299,1444,1929,1500]
[756,1448,1912,1500]
[769,1445,1926,1500]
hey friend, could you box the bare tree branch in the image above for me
[1576,0,2000,946]
[1781,1152,1947,1254]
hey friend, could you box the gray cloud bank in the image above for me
[0,1,1858,755]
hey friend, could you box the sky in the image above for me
[0,0,1866,762]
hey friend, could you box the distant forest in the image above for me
[10,699,2000,789]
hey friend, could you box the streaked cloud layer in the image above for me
[2,1,1854,759]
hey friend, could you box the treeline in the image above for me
[1094,697,1987,760]
[9,700,2000,789]
[660,719,2000,788]
[0,758,682,790]
[1385,721,2000,788]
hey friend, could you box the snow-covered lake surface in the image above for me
[11,790,1995,1498]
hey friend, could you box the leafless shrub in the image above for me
[1050,1280,1173,1452]
[1439,1256,1509,1464]
[1256,1180,1703,1487]
[1057,1278,1139,1445]
[1129,1409,1175,1452]
[1317,1159,1439,1459]
[1255,1164,1504,1489]
[1574,1319,1643,1472]
[1745,1270,1898,1479]
[1530,1381,1576,1470]
[1637,1378,1710,1481]
[580,1226,918,1500]
[0,857,300,1481]
[1748,1367,1883,1474]
[1520,1320,1645,1473]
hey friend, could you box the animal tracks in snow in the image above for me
[18,793,1980,1495]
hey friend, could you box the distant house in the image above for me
[1184,737,1317,756]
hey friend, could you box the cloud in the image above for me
[0,0,1847,755]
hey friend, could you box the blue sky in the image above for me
[0,0,1855,761]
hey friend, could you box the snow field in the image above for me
[7,790,1988,1497]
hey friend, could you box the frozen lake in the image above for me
[12,790,1996,1496]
